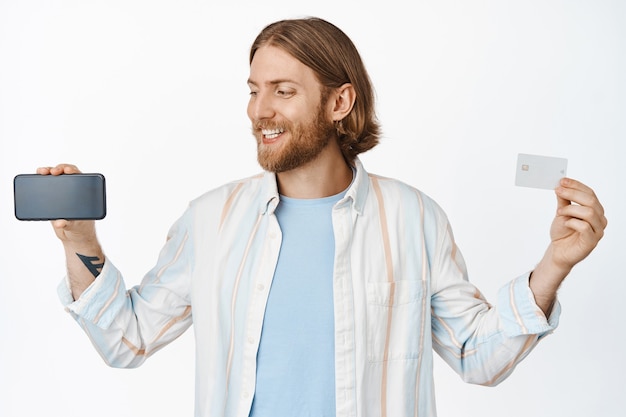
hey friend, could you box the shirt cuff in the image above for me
[56,259,127,329]
[497,272,561,338]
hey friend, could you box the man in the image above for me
[40,17,606,417]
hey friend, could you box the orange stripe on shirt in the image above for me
[371,176,395,417]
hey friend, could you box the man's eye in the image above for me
[276,89,293,97]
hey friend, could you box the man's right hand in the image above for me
[38,164,105,300]
[36,164,98,244]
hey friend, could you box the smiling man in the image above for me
[248,45,338,172]
[41,17,606,417]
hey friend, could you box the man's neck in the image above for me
[276,142,353,199]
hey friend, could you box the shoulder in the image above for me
[365,172,447,220]
[363,172,454,254]
[352,159,446,222]
[189,172,268,208]
[180,171,276,231]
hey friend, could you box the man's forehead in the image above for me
[250,46,313,74]
[248,46,315,83]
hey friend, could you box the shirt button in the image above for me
[257,283,265,291]
[243,391,250,398]
[269,232,277,239]
[248,337,255,344]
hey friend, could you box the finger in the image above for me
[559,177,593,193]
[558,204,606,235]
[563,217,604,245]
[51,219,69,229]
[49,164,82,175]
[556,179,604,216]
[36,166,53,175]
[555,191,571,211]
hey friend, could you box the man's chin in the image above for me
[257,153,282,173]
[257,153,300,174]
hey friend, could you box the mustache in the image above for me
[252,121,287,131]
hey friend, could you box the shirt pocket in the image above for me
[366,280,425,362]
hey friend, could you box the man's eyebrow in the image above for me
[247,78,300,87]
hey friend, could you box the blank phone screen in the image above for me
[14,174,107,220]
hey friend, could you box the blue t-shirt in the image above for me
[249,190,346,417]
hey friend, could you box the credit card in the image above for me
[515,153,568,190]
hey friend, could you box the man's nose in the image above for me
[249,92,275,121]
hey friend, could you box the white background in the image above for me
[1,1,624,416]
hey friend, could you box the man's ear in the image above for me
[331,83,356,121]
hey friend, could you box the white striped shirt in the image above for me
[59,158,559,417]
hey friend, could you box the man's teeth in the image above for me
[262,128,284,139]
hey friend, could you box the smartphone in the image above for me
[14,173,107,220]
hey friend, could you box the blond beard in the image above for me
[254,104,336,173]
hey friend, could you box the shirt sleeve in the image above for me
[497,272,560,338]
[429,211,561,386]
[57,209,194,368]
[58,257,139,328]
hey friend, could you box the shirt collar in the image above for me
[258,157,370,216]
[260,171,280,215]
[342,157,369,215]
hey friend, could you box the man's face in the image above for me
[247,45,336,173]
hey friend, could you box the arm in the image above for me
[430,226,557,386]
[37,164,104,300]
[43,164,193,368]
[529,178,607,315]
[430,179,606,385]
